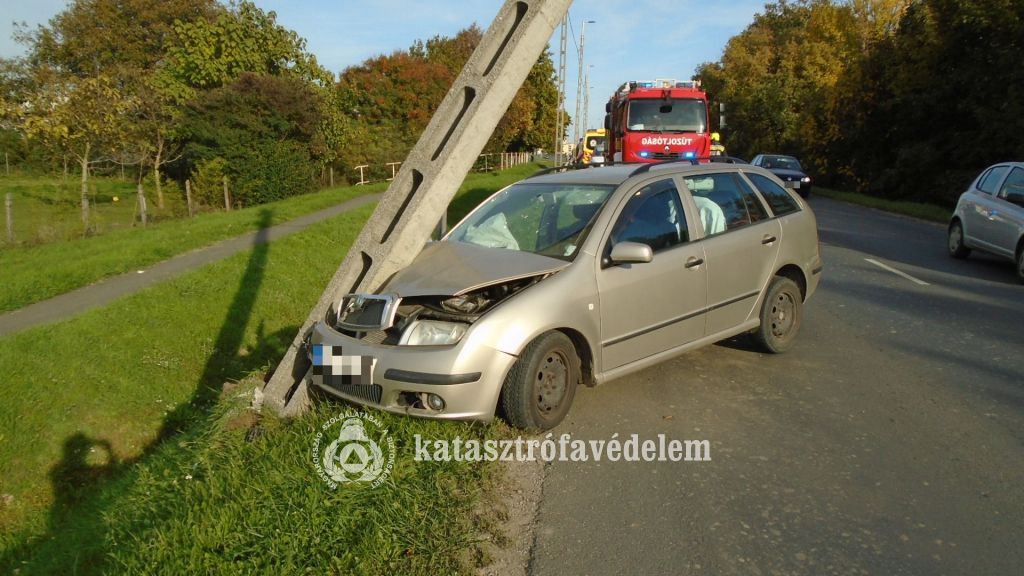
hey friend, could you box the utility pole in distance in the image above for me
[554,15,568,166]
[573,20,595,155]
[583,64,594,136]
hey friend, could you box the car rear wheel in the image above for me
[948,220,971,259]
[754,276,803,354]
[501,331,579,430]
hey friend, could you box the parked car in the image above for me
[947,162,1024,282]
[589,144,607,166]
[308,161,823,429]
[751,155,812,197]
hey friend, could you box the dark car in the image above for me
[751,155,812,197]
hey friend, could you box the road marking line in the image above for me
[864,258,930,286]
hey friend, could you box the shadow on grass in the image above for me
[0,209,296,572]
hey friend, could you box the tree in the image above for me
[181,73,321,206]
[20,69,134,228]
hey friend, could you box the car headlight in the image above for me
[801,177,811,183]
[399,320,469,346]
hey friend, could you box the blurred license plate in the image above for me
[312,345,376,386]
[785,181,801,189]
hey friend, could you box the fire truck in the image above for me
[604,79,712,164]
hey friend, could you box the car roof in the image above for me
[525,162,749,187]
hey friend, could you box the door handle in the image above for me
[685,257,704,269]
[762,235,777,245]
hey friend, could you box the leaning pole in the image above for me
[263,0,575,415]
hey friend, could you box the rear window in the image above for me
[746,173,801,216]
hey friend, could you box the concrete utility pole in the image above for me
[263,0,575,416]
[554,14,568,165]
[573,19,595,154]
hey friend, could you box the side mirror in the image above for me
[1005,191,1024,206]
[604,114,611,131]
[605,102,612,114]
[610,241,653,264]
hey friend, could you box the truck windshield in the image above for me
[627,98,707,133]
[446,183,616,261]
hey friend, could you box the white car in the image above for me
[948,162,1024,282]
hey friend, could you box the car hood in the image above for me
[768,168,807,180]
[382,241,569,298]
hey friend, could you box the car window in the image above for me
[610,179,688,253]
[978,166,1009,194]
[683,173,769,237]
[746,173,801,217]
[997,167,1024,200]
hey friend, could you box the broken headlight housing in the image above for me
[399,320,468,346]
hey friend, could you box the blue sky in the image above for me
[0,0,765,137]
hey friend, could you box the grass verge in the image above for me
[0,164,540,314]
[0,165,543,573]
[814,187,951,224]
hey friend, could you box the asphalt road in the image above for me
[530,197,1024,575]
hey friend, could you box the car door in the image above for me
[964,165,1011,253]
[597,177,707,370]
[681,171,782,336]
[990,167,1024,255]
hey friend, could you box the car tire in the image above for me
[948,220,971,259]
[1016,245,1024,284]
[500,331,579,430]
[753,276,803,354]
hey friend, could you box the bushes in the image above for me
[231,140,315,206]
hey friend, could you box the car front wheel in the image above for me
[948,220,971,259]
[1017,246,1024,284]
[501,331,579,430]
[754,276,803,354]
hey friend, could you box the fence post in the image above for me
[5,193,12,244]
[355,165,368,185]
[223,176,231,211]
[330,166,334,188]
[185,179,194,217]
[138,183,147,227]
[4,152,8,175]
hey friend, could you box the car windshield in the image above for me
[764,156,803,171]
[446,182,616,261]
[627,98,707,133]
[587,136,606,150]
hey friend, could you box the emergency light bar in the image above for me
[618,79,702,94]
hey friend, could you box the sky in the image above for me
[0,0,766,140]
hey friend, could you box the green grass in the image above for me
[0,165,546,574]
[814,187,952,224]
[0,164,542,314]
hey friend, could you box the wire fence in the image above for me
[352,152,534,186]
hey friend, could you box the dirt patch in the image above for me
[471,457,546,576]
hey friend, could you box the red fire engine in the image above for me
[604,79,712,164]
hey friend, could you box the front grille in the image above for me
[325,382,383,404]
[650,152,679,161]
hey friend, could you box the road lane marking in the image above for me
[864,258,930,286]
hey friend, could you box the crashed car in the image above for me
[308,161,822,429]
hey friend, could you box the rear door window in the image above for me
[746,173,801,217]
[978,166,1009,194]
[683,173,769,237]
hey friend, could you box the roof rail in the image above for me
[528,160,625,179]
[628,156,746,177]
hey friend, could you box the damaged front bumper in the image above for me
[306,321,517,421]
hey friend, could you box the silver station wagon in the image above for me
[308,161,823,429]
[948,162,1024,282]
